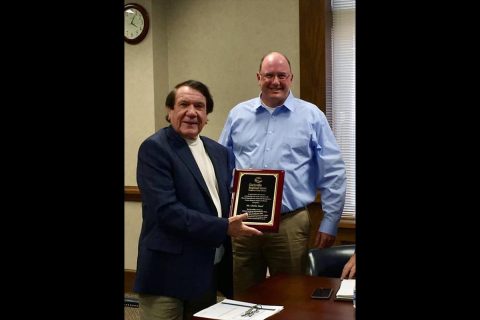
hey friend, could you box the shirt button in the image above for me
[264,164,268,168]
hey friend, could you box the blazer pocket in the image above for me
[146,232,183,254]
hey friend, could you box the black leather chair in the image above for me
[306,244,355,277]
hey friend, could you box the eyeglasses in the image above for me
[241,304,263,317]
[259,72,290,81]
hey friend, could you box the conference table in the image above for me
[194,274,355,320]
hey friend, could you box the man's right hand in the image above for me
[227,213,263,237]
[341,253,356,279]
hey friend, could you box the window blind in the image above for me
[327,0,356,218]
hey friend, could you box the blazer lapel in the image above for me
[166,127,210,199]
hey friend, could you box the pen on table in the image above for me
[220,301,275,311]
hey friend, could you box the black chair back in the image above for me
[306,244,355,277]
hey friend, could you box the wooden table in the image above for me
[194,274,355,320]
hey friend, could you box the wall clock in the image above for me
[124,3,150,44]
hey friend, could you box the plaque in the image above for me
[230,169,284,232]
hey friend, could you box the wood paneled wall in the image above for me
[299,0,331,112]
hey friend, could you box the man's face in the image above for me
[168,86,208,139]
[257,53,293,107]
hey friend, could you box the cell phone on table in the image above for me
[311,287,333,299]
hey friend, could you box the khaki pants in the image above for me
[232,208,311,295]
[139,267,218,320]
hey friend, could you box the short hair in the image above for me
[258,52,292,72]
[165,80,214,123]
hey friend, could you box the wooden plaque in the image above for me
[230,169,284,232]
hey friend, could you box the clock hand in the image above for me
[130,12,137,25]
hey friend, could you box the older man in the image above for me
[135,80,262,320]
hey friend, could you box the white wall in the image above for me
[165,0,300,140]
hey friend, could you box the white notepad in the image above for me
[193,298,283,320]
[336,279,355,300]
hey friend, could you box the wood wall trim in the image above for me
[124,187,354,225]
[125,186,141,202]
[299,0,331,112]
[338,218,356,229]
[125,269,136,293]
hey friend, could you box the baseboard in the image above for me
[125,269,136,293]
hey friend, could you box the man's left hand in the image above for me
[314,231,336,248]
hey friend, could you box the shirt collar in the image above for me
[255,91,296,112]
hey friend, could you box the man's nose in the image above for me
[185,105,196,115]
[271,76,281,84]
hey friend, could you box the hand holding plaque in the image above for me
[227,213,263,237]
[229,169,284,232]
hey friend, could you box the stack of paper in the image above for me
[336,279,355,300]
[193,298,284,320]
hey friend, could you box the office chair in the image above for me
[306,244,355,277]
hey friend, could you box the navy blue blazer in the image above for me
[134,126,233,300]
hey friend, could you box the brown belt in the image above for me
[281,206,306,217]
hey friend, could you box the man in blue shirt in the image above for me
[219,52,347,294]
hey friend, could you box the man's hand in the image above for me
[341,253,356,279]
[227,213,263,237]
[314,231,336,248]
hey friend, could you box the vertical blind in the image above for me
[326,0,356,218]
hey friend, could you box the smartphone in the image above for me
[311,287,333,299]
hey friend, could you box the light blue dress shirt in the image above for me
[219,92,346,235]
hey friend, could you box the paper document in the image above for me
[193,298,283,320]
[336,279,355,300]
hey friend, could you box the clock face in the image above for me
[124,4,149,44]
